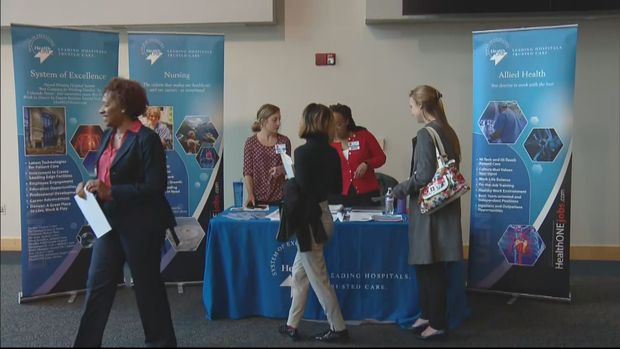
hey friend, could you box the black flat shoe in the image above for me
[278,324,300,341]
[414,329,445,340]
[314,329,349,343]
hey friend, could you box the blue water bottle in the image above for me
[233,179,244,207]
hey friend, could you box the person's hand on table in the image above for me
[354,162,368,179]
[246,194,256,207]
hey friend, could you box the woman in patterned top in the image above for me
[243,104,292,206]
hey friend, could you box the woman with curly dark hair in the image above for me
[74,77,177,347]
[329,103,386,207]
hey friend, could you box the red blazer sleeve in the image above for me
[363,130,386,169]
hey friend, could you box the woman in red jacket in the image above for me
[329,104,386,207]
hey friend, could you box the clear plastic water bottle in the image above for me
[385,187,394,216]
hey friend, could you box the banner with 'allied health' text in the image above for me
[468,25,577,300]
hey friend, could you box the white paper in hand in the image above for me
[74,191,112,238]
[281,153,295,179]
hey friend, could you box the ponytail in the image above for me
[435,99,461,160]
[251,121,261,132]
[411,85,461,161]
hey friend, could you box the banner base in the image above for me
[466,287,571,303]
[165,281,203,288]
[128,280,203,290]
[18,282,128,305]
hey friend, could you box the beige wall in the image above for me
[1,0,275,27]
[2,0,619,248]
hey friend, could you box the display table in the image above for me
[203,208,469,329]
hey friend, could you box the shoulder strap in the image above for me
[425,126,448,159]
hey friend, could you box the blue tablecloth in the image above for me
[203,208,469,329]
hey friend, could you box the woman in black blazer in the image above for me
[74,78,177,347]
[278,104,348,344]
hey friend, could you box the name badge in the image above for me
[348,140,360,151]
[275,143,287,154]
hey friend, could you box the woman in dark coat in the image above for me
[393,85,464,340]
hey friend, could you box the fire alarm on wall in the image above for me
[316,53,336,66]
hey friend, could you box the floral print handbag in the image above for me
[418,127,470,215]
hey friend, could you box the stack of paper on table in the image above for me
[267,209,340,222]
[348,212,374,222]
[372,214,404,222]
[230,205,270,212]
[329,204,343,214]
[224,212,268,220]
[266,210,281,221]
[351,207,384,214]
[332,212,344,222]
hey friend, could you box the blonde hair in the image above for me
[145,106,161,120]
[410,85,461,160]
[298,103,335,143]
[252,104,280,132]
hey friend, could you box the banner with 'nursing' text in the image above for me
[128,33,225,284]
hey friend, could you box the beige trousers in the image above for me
[286,201,346,331]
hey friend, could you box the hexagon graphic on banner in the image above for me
[195,145,220,169]
[76,225,96,249]
[498,225,546,267]
[477,101,528,145]
[524,128,564,162]
[175,116,219,155]
[71,125,103,159]
[82,150,98,177]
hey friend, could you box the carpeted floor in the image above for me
[1,252,619,347]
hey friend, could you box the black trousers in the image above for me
[74,228,177,348]
[414,262,449,331]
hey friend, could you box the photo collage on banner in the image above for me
[11,25,122,300]
[468,25,578,300]
[128,33,225,284]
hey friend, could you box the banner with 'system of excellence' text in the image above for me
[11,25,121,300]
[468,25,577,300]
[128,33,225,284]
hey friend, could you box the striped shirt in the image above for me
[153,122,171,142]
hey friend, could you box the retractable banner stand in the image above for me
[468,25,577,300]
[128,33,225,285]
[11,25,122,302]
